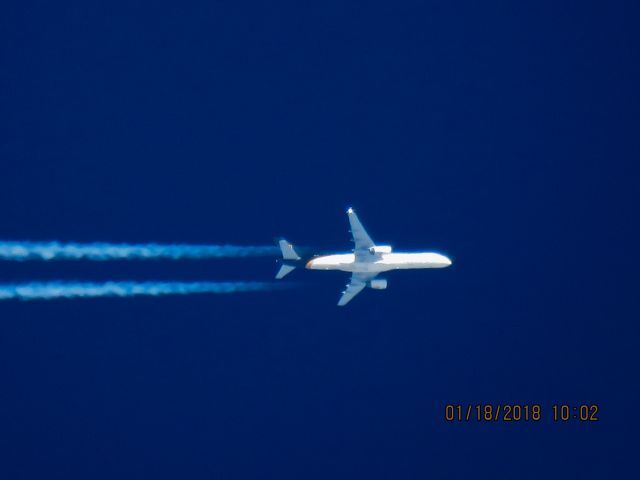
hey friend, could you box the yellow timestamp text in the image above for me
[444,404,600,422]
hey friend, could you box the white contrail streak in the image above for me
[0,241,279,261]
[0,281,284,301]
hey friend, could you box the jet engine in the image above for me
[368,245,392,254]
[369,278,388,290]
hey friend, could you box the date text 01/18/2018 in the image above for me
[444,404,599,422]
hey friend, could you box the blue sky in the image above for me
[1,1,638,478]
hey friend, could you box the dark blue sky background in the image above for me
[1,1,638,478]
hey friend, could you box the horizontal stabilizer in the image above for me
[275,264,296,279]
[278,239,300,260]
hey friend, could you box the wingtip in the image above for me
[347,207,354,214]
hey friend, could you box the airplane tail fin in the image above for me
[275,239,300,279]
[278,239,300,261]
[275,264,296,279]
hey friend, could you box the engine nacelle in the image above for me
[368,278,388,290]
[368,245,392,254]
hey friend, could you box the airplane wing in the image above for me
[337,272,377,306]
[347,208,375,261]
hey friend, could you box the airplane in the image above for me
[275,208,452,306]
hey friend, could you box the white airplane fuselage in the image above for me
[306,252,452,274]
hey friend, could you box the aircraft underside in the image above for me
[275,208,451,305]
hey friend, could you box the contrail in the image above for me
[0,241,279,261]
[0,281,285,301]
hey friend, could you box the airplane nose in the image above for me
[443,256,452,267]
